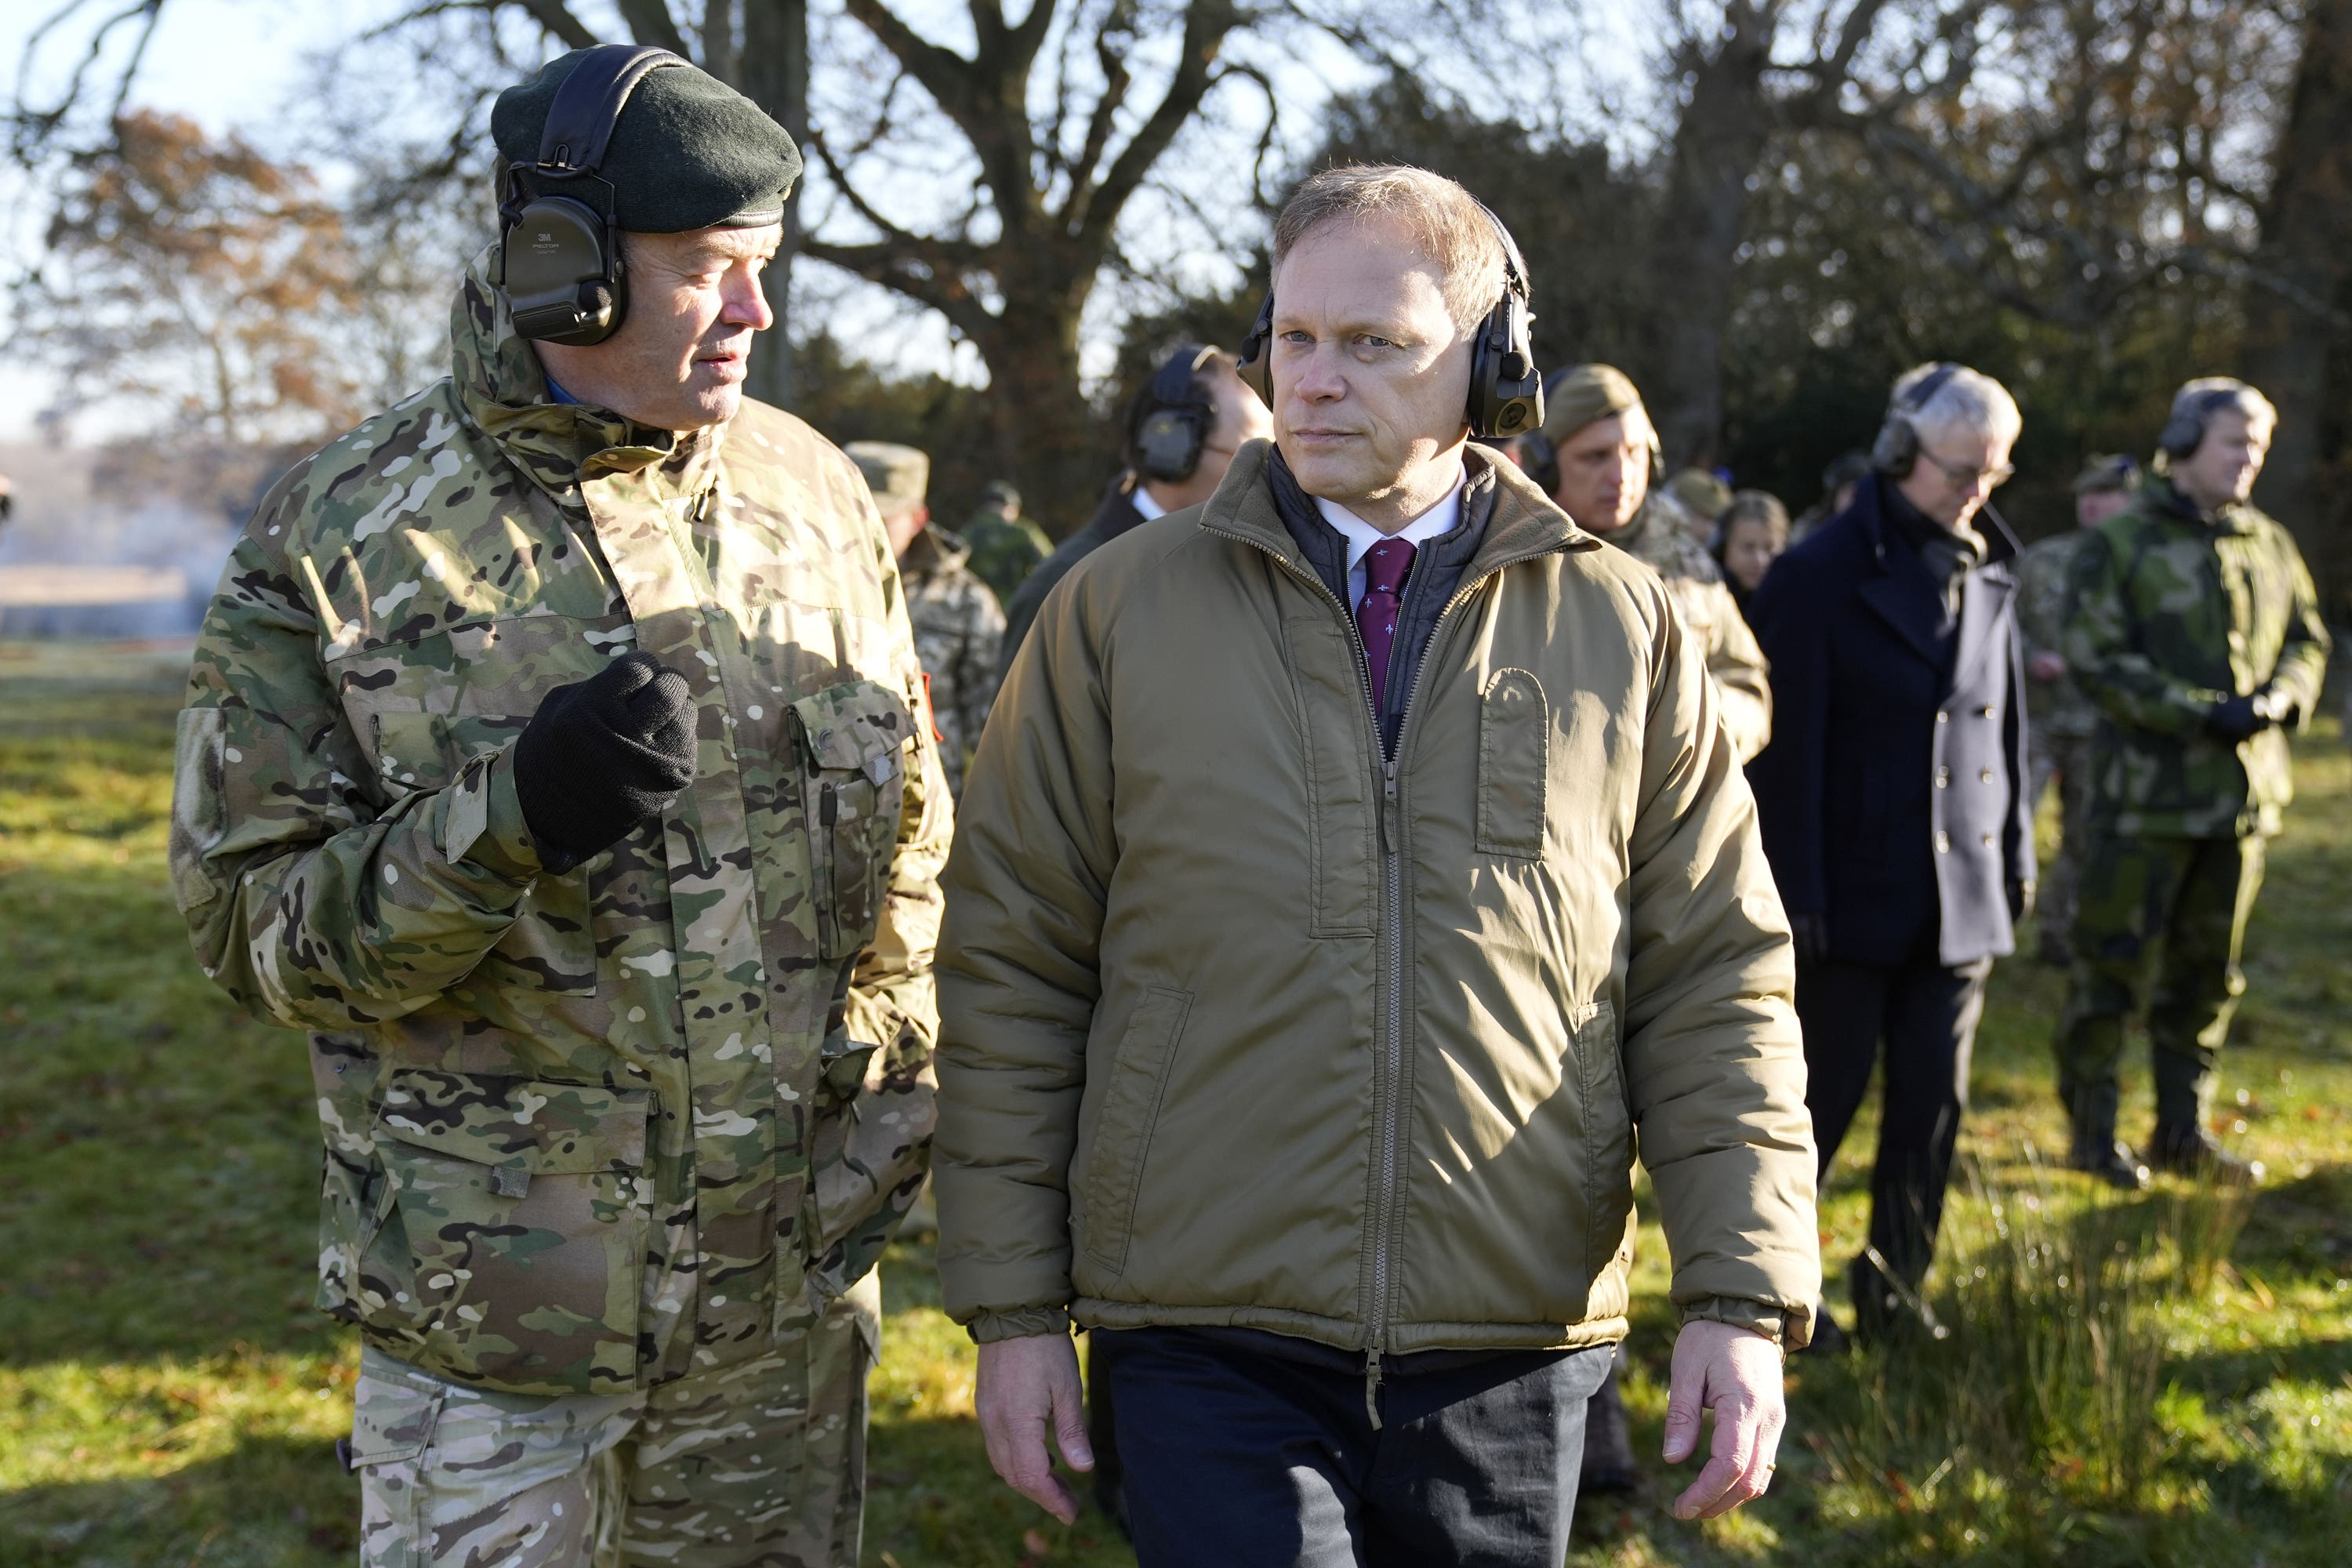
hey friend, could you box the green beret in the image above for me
[1541,364,1657,463]
[1666,467,1733,522]
[494,49,801,233]
[846,441,930,515]
[2072,453,2140,495]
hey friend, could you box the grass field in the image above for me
[2,638,2347,1567]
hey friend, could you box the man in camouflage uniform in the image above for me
[848,441,1004,797]
[1537,365,1773,762]
[2015,454,2139,966]
[960,480,1051,607]
[169,48,949,1566]
[2055,379,2329,1188]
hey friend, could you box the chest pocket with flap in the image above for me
[372,711,598,996]
[791,681,917,960]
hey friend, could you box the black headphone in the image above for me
[1131,344,1218,482]
[1234,202,1543,440]
[495,45,688,346]
[2158,387,2250,461]
[1871,361,1962,477]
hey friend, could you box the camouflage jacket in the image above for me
[900,525,1004,797]
[960,509,1052,606]
[1603,498,1773,762]
[2063,479,2330,838]
[170,246,953,1399]
[2014,528,2098,738]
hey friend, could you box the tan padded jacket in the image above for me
[934,442,1818,1359]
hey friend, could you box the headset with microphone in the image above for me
[496,45,688,347]
[1234,203,1543,440]
[1131,344,1219,482]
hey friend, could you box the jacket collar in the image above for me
[2143,475,2262,537]
[451,242,727,510]
[1200,438,1601,582]
[1848,473,2018,680]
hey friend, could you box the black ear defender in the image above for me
[1870,361,1964,477]
[495,45,688,346]
[2158,386,2250,462]
[1233,203,1543,440]
[1132,343,1218,482]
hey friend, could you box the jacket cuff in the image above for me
[967,1307,1073,1345]
[1682,1295,1807,1351]
[452,746,549,883]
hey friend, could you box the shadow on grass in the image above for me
[0,1434,357,1568]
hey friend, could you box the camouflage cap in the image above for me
[1541,364,1648,447]
[1666,467,1734,523]
[493,49,801,231]
[2072,452,2140,495]
[845,441,930,517]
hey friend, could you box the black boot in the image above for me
[2067,1137,2151,1191]
[2149,1123,2264,1186]
[1579,1353,1639,1495]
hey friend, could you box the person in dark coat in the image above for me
[997,345,1271,681]
[1747,361,2037,1348]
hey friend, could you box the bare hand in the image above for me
[2028,651,2067,683]
[1661,1319,1786,1519]
[975,1333,1094,1524]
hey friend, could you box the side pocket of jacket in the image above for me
[169,707,229,913]
[1080,986,1193,1276]
[1476,668,1548,858]
[1577,1000,1635,1282]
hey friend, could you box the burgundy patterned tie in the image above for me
[1356,536,1418,704]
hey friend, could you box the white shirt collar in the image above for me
[1314,463,1468,602]
[1129,481,1167,522]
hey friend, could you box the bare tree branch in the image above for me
[615,0,690,53]
[510,0,601,49]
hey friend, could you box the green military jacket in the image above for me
[171,248,953,1398]
[1602,497,1773,764]
[900,524,1005,797]
[2014,528,2099,739]
[960,509,1052,606]
[2063,479,2329,838]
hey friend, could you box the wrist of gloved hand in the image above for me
[514,651,697,870]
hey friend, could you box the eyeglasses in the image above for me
[1918,444,2015,489]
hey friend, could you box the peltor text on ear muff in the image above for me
[497,45,688,347]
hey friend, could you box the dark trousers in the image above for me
[1105,1327,1613,1568]
[1799,949,1991,1313]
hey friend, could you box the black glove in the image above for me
[514,650,695,873]
[2205,694,2274,744]
[1788,911,1830,965]
[2009,879,2036,924]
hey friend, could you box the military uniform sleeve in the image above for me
[956,579,1007,746]
[2261,524,2331,725]
[1620,579,1820,1346]
[1700,579,1773,762]
[932,571,1118,1343]
[2064,529,2227,737]
[170,498,548,1033]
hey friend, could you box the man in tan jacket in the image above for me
[934,165,1817,1564]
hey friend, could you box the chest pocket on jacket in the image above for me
[372,711,597,996]
[791,681,917,960]
[1476,668,1548,858]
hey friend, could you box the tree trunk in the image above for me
[972,292,1100,537]
[739,0,808,409]
[1647,8,1777,467]
[2240,0,2352,603]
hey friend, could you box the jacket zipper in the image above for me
[1200,520,1570,1430]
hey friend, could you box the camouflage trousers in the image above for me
[2025,728,2095,958]
[350,1272,880,1567]
[2053,833,2267,1140]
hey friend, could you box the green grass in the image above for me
[2,637,2347,1566]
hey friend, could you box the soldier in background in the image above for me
[850,441,1004,797]
[961,479,1052,607]
[1537,365,1773,762]
[2056,379,2329,1189]
[1662,466,1734,548]
[998,344,1272,674]
[1791,449,1871,545]
[2013,454,2139,967]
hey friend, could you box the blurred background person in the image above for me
[1791,449,1872,545]
[1748,362,2034,1349]
[2013,453,2140,967]
[962,479,1052,608]
[1663,466,1734,548]
[851,440,1004,799]
[2054,379,2328,1189]
[999,343,1270,676]
[1713,488,1791,618]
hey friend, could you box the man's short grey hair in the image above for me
[1272,164,1506,333]
[1891,362,2023,452]
[2170,376,2277,435]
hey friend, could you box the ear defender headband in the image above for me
[1234,203,1544,440]
[1870,361,1963,477]
[1132,343,1218,483]
[2158,387,2252,461]
[496,45,688,346]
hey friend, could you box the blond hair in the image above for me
[1272,164,1506,332]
